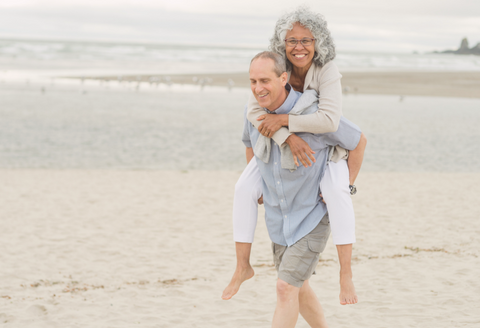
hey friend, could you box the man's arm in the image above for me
[323,117,362,151]
[347,133,367,185]
[246,147,254,164]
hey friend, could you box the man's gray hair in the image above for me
[269,6,336,71]
[250,51,287,77]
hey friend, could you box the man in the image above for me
[242,51,361,327]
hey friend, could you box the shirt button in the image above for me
[277,181,280,184]
[274,162,277,165]
[281,199,284,202]
[284,215,287,218]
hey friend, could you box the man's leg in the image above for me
[222,242,255,300]
[272,218,330,327]
[272,279,301,328]
[298,280,329,328]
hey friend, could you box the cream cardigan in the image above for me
[246,61,348,161]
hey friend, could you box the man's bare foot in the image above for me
[221,265,255,300]
[339,272,358,305]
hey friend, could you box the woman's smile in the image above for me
[285,23,316,69]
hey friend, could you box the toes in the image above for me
[222,290,234,300]
[346,295,358,304]
[221,286,236,300]
[340,295,358,305]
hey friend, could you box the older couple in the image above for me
[222,7,367,328]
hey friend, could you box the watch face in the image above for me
[349,185,357,195]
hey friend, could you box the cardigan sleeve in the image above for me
[288,62,343,134]
[246,93,292,146]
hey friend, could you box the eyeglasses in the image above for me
[284,38,316,47]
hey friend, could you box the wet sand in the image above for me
[82,70,480,98]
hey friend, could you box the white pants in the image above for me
[233,158,355,245]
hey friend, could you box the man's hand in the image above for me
[285,134,316,168]
[257,114,288,138]
[258,195,263,205]
[319,193,326,204]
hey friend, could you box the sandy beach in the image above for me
[1,170,479,327]
[88,70,480,99]
[2,3,480,327]
[2,43,480,327]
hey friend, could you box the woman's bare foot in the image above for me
[221,265,255,300]
[339,272,358,305]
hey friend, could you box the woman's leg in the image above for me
[222,158,263,300]
[232,157,263,243]
[320,159,358,305]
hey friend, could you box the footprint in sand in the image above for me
[26,305,47,316]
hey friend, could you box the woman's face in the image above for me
[284,23,315,70]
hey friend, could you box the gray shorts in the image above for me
[272,214,330,288]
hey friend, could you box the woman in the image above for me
[222,7,367,306]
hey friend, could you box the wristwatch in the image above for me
[349,185,357,195]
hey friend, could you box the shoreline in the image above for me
[73,70,480,99]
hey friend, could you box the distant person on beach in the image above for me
[222,6,367,307]
[234,50,362,327]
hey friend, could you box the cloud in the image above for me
[0,2,478,52]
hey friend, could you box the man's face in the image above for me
[285,23,315,70]
[249,58,287,111]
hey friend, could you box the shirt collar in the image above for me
[265,84,299,115]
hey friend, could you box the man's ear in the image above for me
[280,72,288,85]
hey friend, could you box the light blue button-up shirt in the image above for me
[242,85,361,246]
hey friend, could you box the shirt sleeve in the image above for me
[246,93,292,146]
[322,117,361,151]
[288,62,343,134]
[242,105,253,148]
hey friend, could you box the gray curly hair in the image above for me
[269,6,336,71]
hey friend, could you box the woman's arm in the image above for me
[288,62,343,134]
[246,62,343,140]
[246,93,292,146]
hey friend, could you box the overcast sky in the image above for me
[0,0,479,52]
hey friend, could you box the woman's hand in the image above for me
[285,134,316,168]
[257,114,289,138]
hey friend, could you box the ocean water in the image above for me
[1,81,479,172]
[1,38,480,79]
[1,39,479,171]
